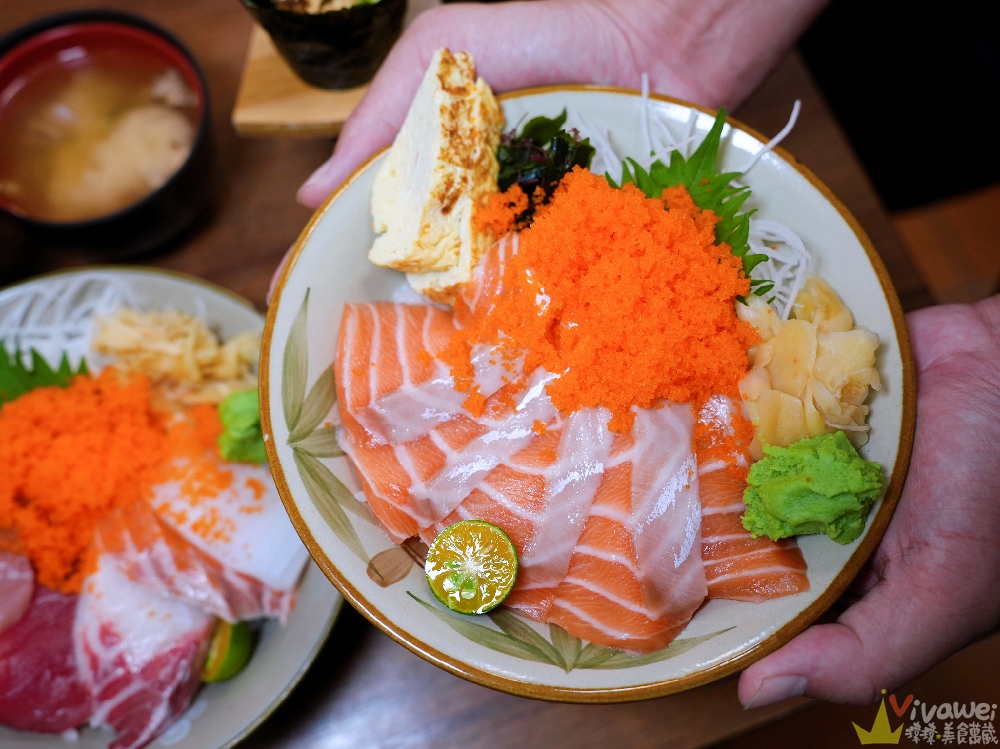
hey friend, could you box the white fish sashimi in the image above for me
[150,458,308,594]
[92,503,296,623]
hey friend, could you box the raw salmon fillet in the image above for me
[422,407,613,621]
[546,406,708,653]
[700,467,809,602]
[336,302,557,542]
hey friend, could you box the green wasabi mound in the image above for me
[742,431,884,545]
[218,389,267,464]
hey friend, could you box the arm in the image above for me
[740,296,1000,706]
[297,0,829,207]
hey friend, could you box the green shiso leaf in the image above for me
[616,107,757,274]
[0,347,88,406]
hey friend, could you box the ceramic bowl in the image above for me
[262,87,915,702]
[0,266,342,747]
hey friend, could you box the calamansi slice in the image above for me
[202,620,253,682]
[425,520,518,615]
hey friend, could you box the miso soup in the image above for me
[0,45,198,223]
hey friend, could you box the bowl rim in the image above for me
[0,263,344,747]
[0,9,211,229]
[261,85,917,703]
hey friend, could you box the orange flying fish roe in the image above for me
[0,370,168,592]
[443,167,757,432]
[0,369,235,593]
[473,184,529,238]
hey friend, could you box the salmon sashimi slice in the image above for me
[339,368,559,542]
[92,503,295,623]
[422,407,613,621]
[546,405,708,654]
[699,467,809,602]
[336,301,463,445]
[454,233,515,327]
[74,559,212,749]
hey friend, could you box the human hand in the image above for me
[739,295,1000,707]
[295,0,828,209]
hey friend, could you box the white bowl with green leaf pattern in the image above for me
[261,87,915,702]
[0,267,342,747]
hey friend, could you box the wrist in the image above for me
[588,0,829,108]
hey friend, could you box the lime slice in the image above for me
[425,520,518,615]
[202,620,253,682]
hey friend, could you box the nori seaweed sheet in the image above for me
[241,0,406,89]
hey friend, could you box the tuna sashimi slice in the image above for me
[546,405,708,654]
[0,585,92,733]
[699,467,809,602]
[74,559,213,749]
[93,503,295,623]
[0,551,33,635]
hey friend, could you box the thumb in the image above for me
[738,539,988,708]
[297,25,433,209]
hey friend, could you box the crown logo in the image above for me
[853,691,902,745]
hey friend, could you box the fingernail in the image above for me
[743,675,807,710]
[297,161,334,205]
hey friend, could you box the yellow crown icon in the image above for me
[853,695,902,745]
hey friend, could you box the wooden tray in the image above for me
[232,0,439,138]
[232,25,368,139]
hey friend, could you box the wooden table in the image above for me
[0,2,932,748]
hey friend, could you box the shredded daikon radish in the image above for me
[741,99,801,174]
[575,112,621,185]
[0,272,138,368]
[747,220,811,320]
[640,73,652,160]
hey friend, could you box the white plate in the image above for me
[0,267,342,747]
[262,87,915,702]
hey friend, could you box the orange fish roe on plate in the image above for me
[444,167,758,432]
[0,368,238,593]
[474,184,529,237]
[0,369,168,593]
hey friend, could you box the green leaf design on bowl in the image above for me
[408,592,732,672]
[283,289,378,573]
